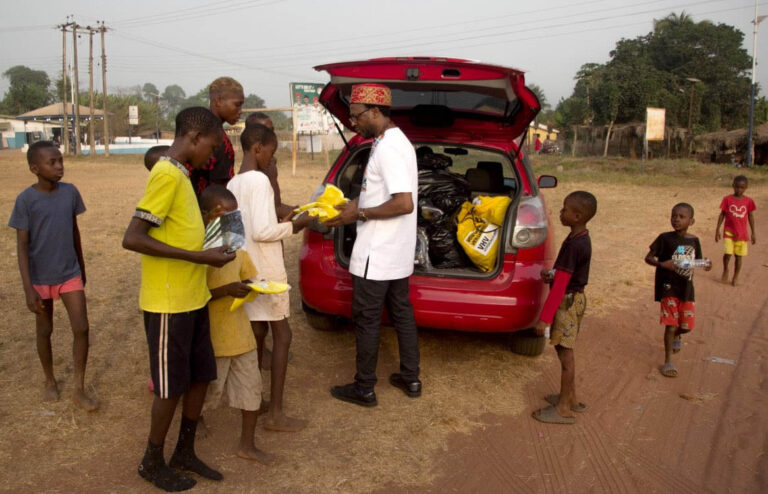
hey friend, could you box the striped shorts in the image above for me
[144,307,217,399]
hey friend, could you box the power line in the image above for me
[110,30,307,79]
[111,0,289,28]
[253,0,752,70]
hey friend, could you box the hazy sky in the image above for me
[1,0,765,111]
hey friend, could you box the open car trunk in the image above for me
[315,57,539,144]
[328,142,521,279]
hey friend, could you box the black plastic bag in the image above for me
[426,215,468,268]
[418,170,471,215]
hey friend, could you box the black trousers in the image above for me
[352,274,420,390]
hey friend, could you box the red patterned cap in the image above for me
[350,83,392,107]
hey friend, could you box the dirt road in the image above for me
[415,187,768,493]
[0,150,765,493]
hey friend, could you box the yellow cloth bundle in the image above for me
[230,280,291,311]
[293,184,348,222]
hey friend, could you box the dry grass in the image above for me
[533,155,768,187]
[0,149,764,492]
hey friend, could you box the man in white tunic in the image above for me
[326,84,421,407]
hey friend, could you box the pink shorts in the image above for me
[660,297,695,332]
[33,275,84,300]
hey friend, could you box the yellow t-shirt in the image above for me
[207,250,258,357]
[135,158,210,313]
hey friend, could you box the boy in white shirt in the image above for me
[227,124,313,432]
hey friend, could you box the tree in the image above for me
[161,84,186,117]
[181,87,209,110]
[557,12,753,139]
[527,84,549,112]
[142,83,160,102]
[1,65,51,115]
[244,93,265,109]
[52,72,73,103]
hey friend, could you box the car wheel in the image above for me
[508,329,546,356]
[302,302,338,331]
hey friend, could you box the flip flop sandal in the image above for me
[545,394,587,413]
[532,405,576,424]
[660,362,678,378]
[672,336,682,354]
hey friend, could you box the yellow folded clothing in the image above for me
[294,184,348,222]
[230,280,291,311]
[294,201,341,220]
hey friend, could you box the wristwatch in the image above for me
[358,209,368,222]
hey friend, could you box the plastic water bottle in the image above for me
[673,258,711,269]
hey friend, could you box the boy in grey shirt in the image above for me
[9,140,98,411]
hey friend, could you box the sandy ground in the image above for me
[0,149,765,493]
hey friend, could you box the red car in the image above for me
[299,57,557,356]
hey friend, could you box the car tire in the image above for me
[302,303,338,331]
[508,329,546,356]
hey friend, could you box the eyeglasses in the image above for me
[349,108,372,122]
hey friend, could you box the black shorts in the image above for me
[144,307,217,399]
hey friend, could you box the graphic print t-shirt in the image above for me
[720,195,756,241]
[649,232,702,302]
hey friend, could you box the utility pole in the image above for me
[72,23,81,156]
[155,93,160,143]
[60,22,70,155]
[746,2,767,167]
[88,26,95,159]
[685,77,700,157]
[100,21,109,157]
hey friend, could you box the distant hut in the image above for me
[693,122,768,165]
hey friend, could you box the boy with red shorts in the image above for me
[9,141,98,411]
[645,203,711,378]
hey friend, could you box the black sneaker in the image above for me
[138,460,196,492]
[389,373,422,398]
[168,451,223,481]
[330,382,377,407]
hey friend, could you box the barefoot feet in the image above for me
[73,388,99,411]
[43,381,59,402]
[263,413,307,432]
[237,444,276,465]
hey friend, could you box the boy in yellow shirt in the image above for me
[199,185,275,465]
[123,107,235,492]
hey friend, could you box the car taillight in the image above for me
[509,195,548,249]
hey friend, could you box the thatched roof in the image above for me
[694,122,768,150]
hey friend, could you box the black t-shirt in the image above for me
[649,231,702,302]
[184,131,235,196]
[554,230,592,293]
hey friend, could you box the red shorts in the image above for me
[33,275,84,300]
[660,297,695,332]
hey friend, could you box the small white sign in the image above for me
[128,105,139,125]
[646,107,665,141]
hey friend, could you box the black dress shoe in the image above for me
[330,383,377,407]
[389,373,422,398]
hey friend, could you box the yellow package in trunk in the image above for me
[456,196,511,272]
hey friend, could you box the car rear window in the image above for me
[391,89,512,116]
[337,83,517,117]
